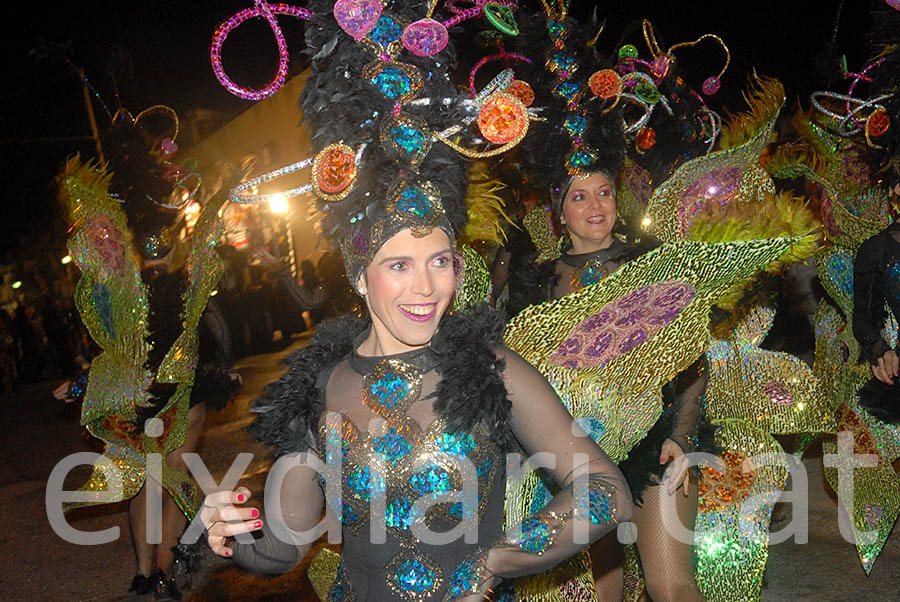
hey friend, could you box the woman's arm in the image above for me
[202,451,328,574]
[443,349,633,600]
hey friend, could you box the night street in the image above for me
[4,336,900,602]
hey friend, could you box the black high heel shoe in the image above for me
[151,570,182,601]
[129,573,154,596]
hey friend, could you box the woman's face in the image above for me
[561,172,617,253]
[358,227,456,355]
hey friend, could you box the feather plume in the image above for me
[687,190,823,309]
[459,161,516,246]
[719,74,785,151]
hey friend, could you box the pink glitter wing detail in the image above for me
[549,280,696,368]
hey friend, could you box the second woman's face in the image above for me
[359,227,456,355]
[561,172,617,252]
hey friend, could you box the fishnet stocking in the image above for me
[591,483,704,602]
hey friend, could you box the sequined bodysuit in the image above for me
[234,319,632,601]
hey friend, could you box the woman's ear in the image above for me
[356,272,367,296]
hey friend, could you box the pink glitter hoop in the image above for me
[210,1,313,101]
[468,50,532,97]
[442,0,518,29]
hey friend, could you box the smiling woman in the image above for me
[197,1,633,600]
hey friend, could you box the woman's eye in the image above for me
[390,261,407,271]
[571,192,585,202]
[432,255,450,268]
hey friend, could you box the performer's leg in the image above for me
[590,530,624,602]
[157,403,206,574]
[128,483,155,576]
[633,483,703,602]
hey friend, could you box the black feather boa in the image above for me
[249,304,517,455]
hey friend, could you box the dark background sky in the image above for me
[1,0,875,254]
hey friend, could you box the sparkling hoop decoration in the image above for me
[229,157,314,204]
[810,90,896,141]
[442,0,519,31]
[210,1,313,101]
[468,52,532,97]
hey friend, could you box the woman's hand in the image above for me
[660,438,690,496]
[52,380,72,402]
[872,350,899,385]
[200,486,263,557]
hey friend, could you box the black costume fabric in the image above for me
[853,220,900,422]
[246,304,632,600]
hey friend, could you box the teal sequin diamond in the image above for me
[370,15,403,45]
[371,67,413,100]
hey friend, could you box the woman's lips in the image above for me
[398,303,437,322]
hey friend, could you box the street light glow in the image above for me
[11,281,22,289]
[61,255,72,265]
[268,193,289,214]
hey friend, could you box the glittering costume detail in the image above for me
[510,511,571,555]
[644,109,778,244]
[549,280,697,368]
[693,420,788,602]
[58,156,227,519]
[442,548,491,601]
[569,258,610,292]
[769,103,900,575]
[361,359,424,418]
[454,245,492,310]
[386,550,443,601]
[523,204,560,264]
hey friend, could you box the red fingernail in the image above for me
[253,521,262,528]
[237,494,245,502]
[225,549,232,557]
[251,509,259,518]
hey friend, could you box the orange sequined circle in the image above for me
[315,144,357,194]
[478,94,527,144]
[698,450,757,512]
[635,127,656,150]
[589,69,621,100]
[505,80,534,107]
[866,108,890,138]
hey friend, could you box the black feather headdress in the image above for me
[508,5,625,221]
[299,0,532,289]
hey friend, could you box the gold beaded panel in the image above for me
[705,303,834,435]
[694,419,789,602]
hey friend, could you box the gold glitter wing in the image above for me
[157,182,229,384]
[505,237,798,463]
[643,80,783,244]
[522,203,560,264]
[58,156,152,423]
[823,403,900,574]
[705,300,834,435]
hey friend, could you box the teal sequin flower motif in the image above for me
[513,516,552,554]
[372,428,413,465]
[391,125,427,156]
[395,188,434,218]
[563,114,587,137]
[435,432,477,457]
[410,463,453,496]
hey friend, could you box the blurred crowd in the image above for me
[2,239,355,393]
